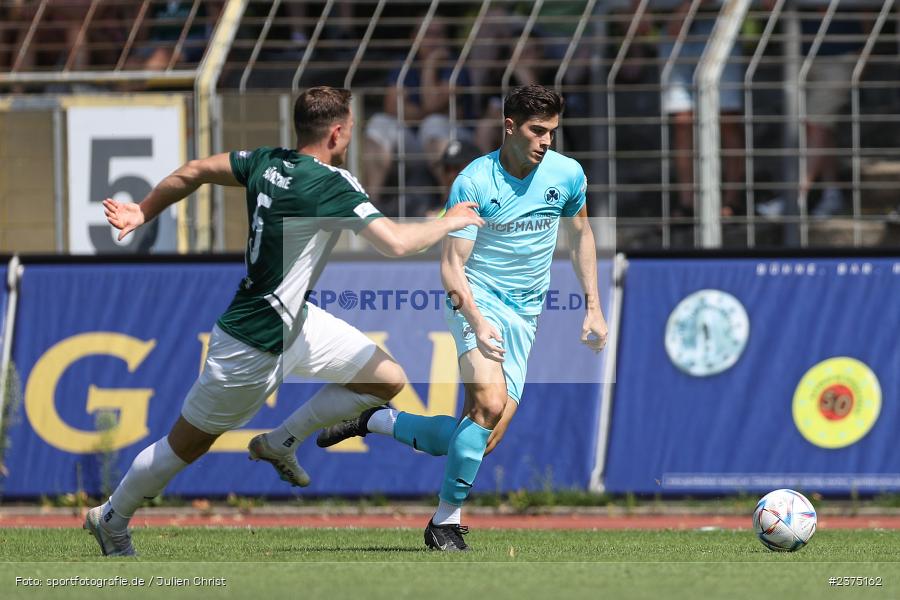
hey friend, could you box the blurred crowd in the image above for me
[0,1,222,79]
[2,1,896,239]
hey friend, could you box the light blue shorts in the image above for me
[444,289,538,404]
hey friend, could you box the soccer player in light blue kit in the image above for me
[317,85,608,551]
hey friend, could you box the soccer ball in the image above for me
[752,489,817,551]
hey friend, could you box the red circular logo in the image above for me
[818,384,854,420]
[794,357,881,449]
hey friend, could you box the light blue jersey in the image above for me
[446,149,587,316]
[444,149,587,404]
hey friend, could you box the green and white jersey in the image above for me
[217,146,383,354]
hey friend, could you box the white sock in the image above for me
[269,383,384,451]
[106,437,187,527]
[432,499,462,526]
[366,408,398,436]
[265,426,300,454]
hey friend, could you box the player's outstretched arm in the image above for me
[360,202,483,257]
[441,236,505,362]
[563,206,608,353]
[103,153,240,241]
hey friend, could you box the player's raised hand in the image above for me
[442,202,484,231]
[103,198,145,241]
[475,321,506,363]
[581,311,609,353]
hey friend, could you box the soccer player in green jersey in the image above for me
[86,86,482,556]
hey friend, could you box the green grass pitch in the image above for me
[1,528,897,599]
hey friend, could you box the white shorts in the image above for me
[660,35,744,115]
[806,57,854,125]
[181,303,377,434]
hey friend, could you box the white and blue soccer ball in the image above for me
[752,489,817,551]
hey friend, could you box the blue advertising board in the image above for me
[604,258,900,494]
[3,259,611,498]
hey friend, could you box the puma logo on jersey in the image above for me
[490,198,501,207]
[263,166,293,190]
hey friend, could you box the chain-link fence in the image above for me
[2,0,898,252]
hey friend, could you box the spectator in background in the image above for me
[799,7,865,216]
[0,2,26,71]
[362,17,473,214]
[646,0,746,218]
[465,2,590,109]
[758,4,866,218]
[474,33,551,153]
[464,6,526,114]
[10,1,126,73]
[524,1,594,154]
[134,1,222,71]
[5,1,130,92]
[11,1,92,72]
[429,138,483,216]
[278,1,356,61]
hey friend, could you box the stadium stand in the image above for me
[1,0,898,252]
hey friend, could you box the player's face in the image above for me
[505,115,559,166]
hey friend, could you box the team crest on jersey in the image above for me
[544,187,560,205]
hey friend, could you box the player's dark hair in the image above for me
[293,86,352,146]
[503,85,564,125]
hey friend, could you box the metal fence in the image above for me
[1,0,898,252]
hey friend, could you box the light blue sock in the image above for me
[393,413,457,456]
[439,417,492,505]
